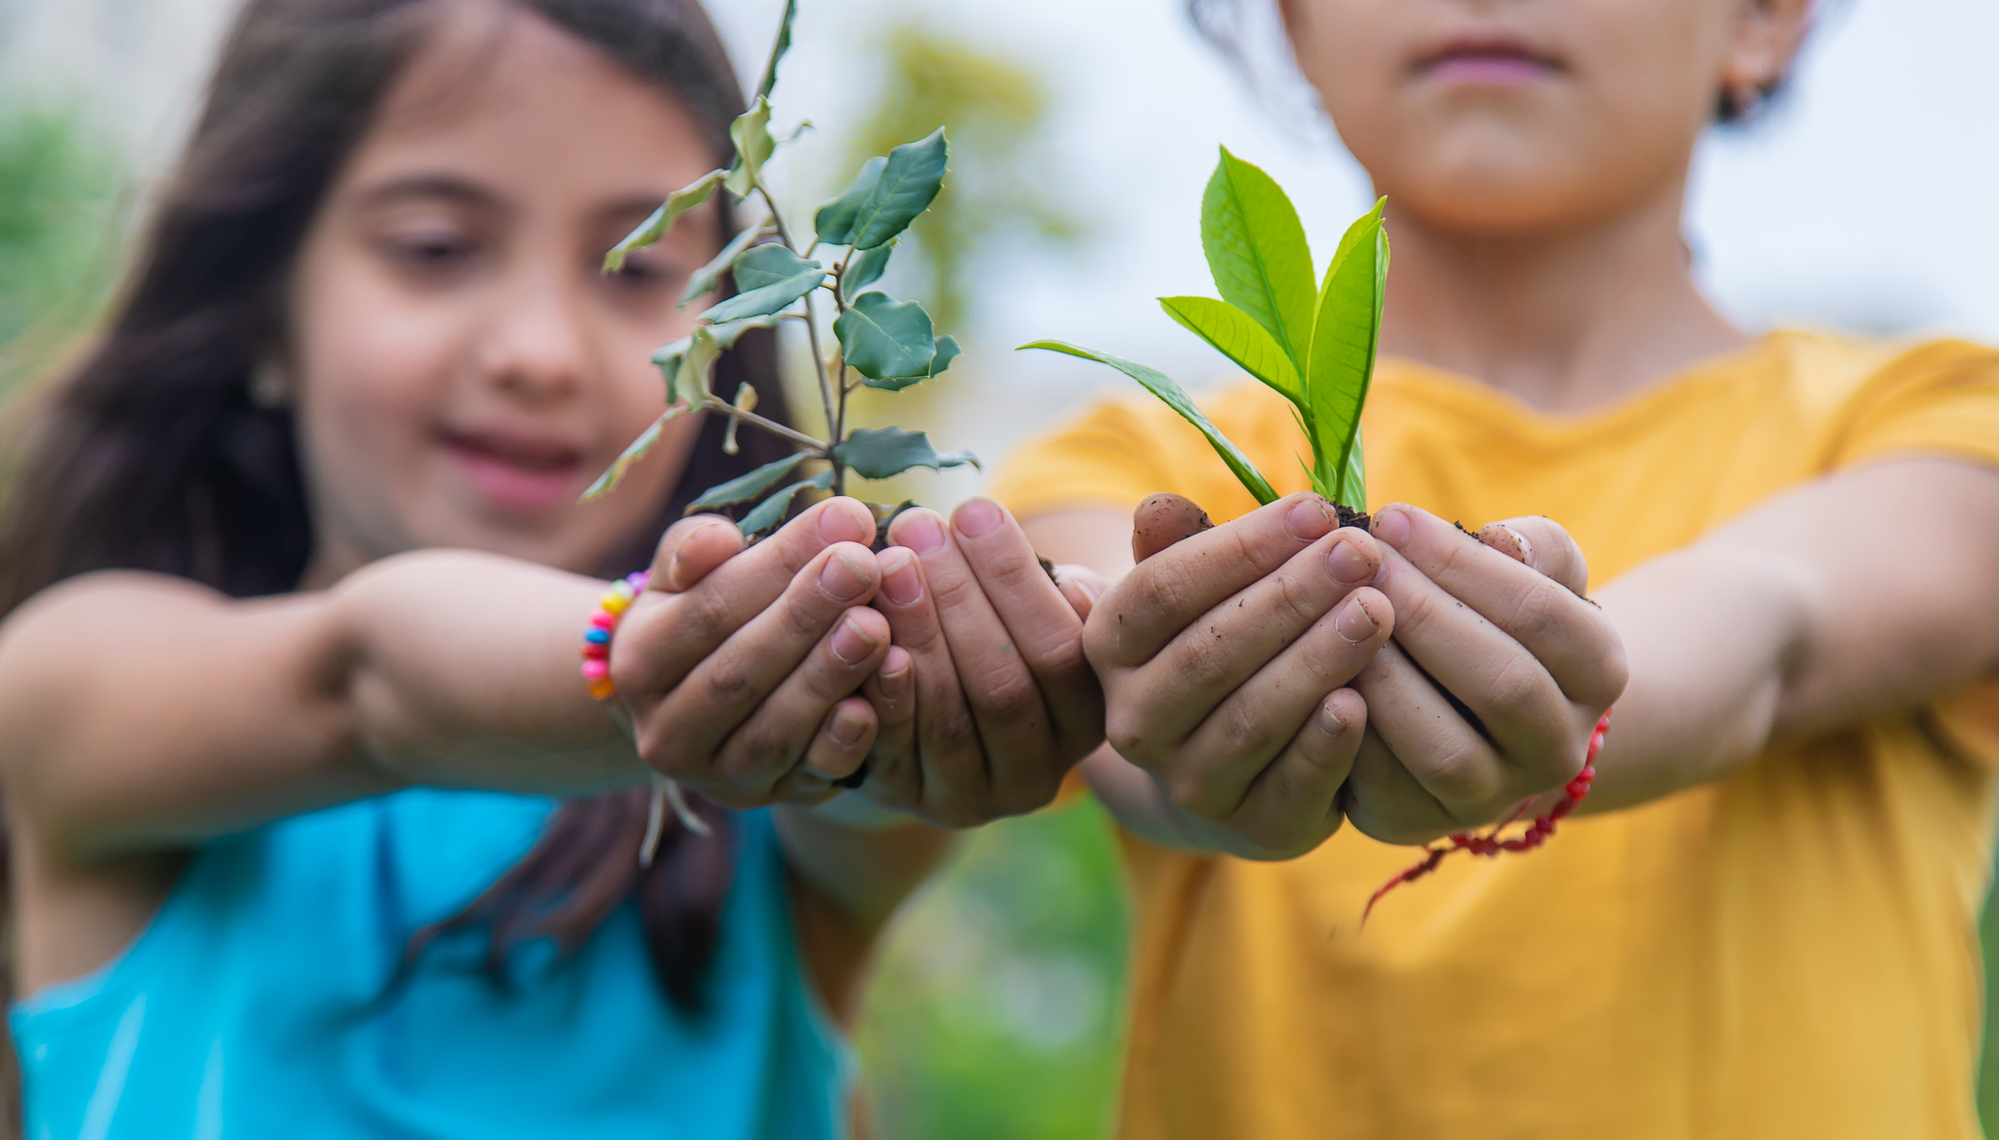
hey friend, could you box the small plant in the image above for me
[586,0,975,534]
[1022,148,1386,523]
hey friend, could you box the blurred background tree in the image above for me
[839,24,1082,337]
[0,97,123,434]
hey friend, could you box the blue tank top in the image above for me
[8,791,850,1139]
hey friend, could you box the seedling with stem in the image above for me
[587,0,976,536]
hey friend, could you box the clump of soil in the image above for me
[1132,492,1215,562]
[1337,505,1371,532]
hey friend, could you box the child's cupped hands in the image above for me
[608,497,895,809]
[859,499,1107,827]
[1087,493,1395,859]
[1344,505,1626,845]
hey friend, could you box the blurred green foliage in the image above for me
[841,25,1082,336]
[857,798,1129,1140]
[0,98,122,409]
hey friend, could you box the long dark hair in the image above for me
[0,0,790,1027]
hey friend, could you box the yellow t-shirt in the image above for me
[991,331,1999,1140]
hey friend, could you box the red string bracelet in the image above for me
[1361,708,1613,927]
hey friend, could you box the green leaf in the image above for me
[1303,199,1387,511]
[1160,295,1303,406]
[701,263,824,323]
[841,241,895,301]
[814,157,885,245]
[738,469,835,536]
[732,244,822,292]
[724,97,776,199]
[685,451,810,513]
[604,169,724,272]
[816,130,948,250]
[859,333,957,392]
[832,426,980,480]
[1201,147,1316,375]
[654,327,722,407]
[1019,341,1277,505]
[705,312,781,349]
[928,334,961,378]
[681,224,768,309]
[582,404,695,500]
[835,291,935,381]
[755,0,798,100]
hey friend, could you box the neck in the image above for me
[1377,172,1746,414]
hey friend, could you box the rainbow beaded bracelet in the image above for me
[579,570,711,854]
[581,570,649,700]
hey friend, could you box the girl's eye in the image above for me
[382,230,481,275]
[604,252,683,295]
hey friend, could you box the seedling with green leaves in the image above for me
[1024,147,1387,520]
[586,0,975,535]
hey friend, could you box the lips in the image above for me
[440,426,586,514]
[1415,33,1563,86]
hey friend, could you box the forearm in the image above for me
[1586,546,1804,810]
[1589,459,1999,811]
[338,549,641,794]
[0,552,642,859]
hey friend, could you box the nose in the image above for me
[476,261,593,406]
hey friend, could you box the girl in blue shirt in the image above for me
[0,0,1100,1135]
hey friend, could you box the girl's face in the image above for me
[290,1,721,580]
[1282,0,1805,233]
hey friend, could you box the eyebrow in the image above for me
[352,174,501,213]
[350,178,696,232]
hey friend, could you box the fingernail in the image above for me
[1487,523,1534,568]
[1075,574,1106,604]
[671,520,728,569]
[831,615,879,665]
[818,499,871,547]
[1371,506,1411,549]
[1335,595,1380,644]
[819,552,873,602]
[1286,496,1336,543]
[880,645,913,681]
[1318,696,1349,737]
[895,509,948,555]
[953,498,1005,538]
[878,547,922,606]
[1326,535,1375,585]
[828,704,868,746]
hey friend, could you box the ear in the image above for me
[1722,0,1814,104]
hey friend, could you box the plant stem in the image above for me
[756,186,841,480]
[701,395,828,454]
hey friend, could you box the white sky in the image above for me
[11,0,1997,505]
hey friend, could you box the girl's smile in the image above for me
[438,421,588,516]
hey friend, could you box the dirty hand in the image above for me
[1084,492,1395,859]
[1342,504,1627,844]
[857,498,1107,828]
[610,497,891,809]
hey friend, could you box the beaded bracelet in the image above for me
[1361,708,1613,926]
[579,570,710,854]
[581,570,649,700]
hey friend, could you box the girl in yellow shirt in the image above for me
[945,0,1999,1135]
[654,0,1999,1131]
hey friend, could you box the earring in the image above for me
[249,358,291,409]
